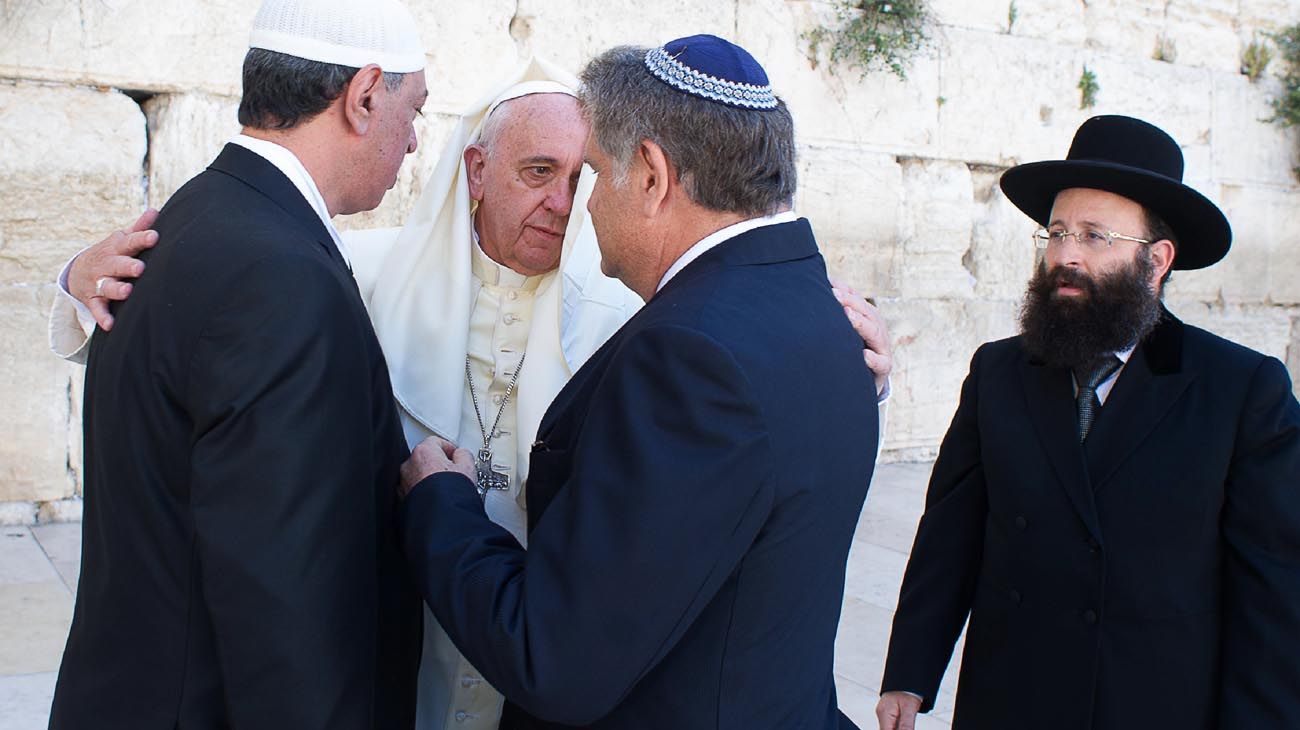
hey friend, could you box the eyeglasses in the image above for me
[1032,227,1152,251]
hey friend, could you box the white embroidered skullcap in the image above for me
[249,0,426,74]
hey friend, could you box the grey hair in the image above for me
[474,98,517,154]
[1143,206,1176,287]
[238,48,406,130]
[578,45,797,216]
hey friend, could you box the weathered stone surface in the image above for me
[407,0,519,114]
[742,0,942,153]
[895,158,975,299]
[1167,299,1293,361]
[1168,184,1300,305]
[0,82,145,284]
[933,29,1088,166]
[880,298,1020,454]
[0,0,255,95]
[1211,73,1297,187]
[967,164,1037,301]
[1288,311,1300,400]
[799,145,902,298]
[0,285,77,504]
[143,93,241,209]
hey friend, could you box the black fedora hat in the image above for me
[1000,115,1231,270]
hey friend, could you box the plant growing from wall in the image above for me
[1271,24,1300,126]
[1268,23,1300,180]
[805,0,934,80]
[1078,66,1099,109]
[1153,34,1177,63]
[1007,1,1018,33]
[1242,35,1273,81]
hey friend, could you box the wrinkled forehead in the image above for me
[482,92,589,159]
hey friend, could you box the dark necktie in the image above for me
[1074,355,1122,442]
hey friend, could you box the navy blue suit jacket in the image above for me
[881,311,1300,729]
[52,144,421,729]
[401,219,877,728]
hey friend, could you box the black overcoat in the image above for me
[881,311,1300,729]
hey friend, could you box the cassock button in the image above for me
[1014,515,1028,530]
[1083,609,1098,625]
[1009,589,1022,605]
[455,711,469,722]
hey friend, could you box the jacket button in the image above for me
[1083,609,1098,624]
[1009,589,1021,605]
[1014,515,1028,530]
[1086,538,1100,554]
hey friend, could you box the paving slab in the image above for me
[0,672,58,730]
[31,523,82,592]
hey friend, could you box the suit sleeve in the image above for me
[880,345,989,711]
[400,324,775,725]
[1218,356,1300,726]
[185,255,384,729]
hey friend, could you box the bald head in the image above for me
[464,93,590,276]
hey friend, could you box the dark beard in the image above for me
[1019,254,1163,370]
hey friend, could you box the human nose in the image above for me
[406,127,418,155]
[544,178,575,217]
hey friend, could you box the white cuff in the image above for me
[57,247,96,334]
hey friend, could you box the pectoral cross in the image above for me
[475,448,510,497]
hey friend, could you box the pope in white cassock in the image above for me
[49,57,892,730]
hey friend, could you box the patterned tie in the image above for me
[1074,355,1123,442]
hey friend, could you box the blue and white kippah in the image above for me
[643,34,778,110]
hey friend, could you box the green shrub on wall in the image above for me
[805,0,933,80]
[1272,24,1300,127]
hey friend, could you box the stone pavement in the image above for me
[0,461,962,729]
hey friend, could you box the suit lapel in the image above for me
[1083,313,1193,492]
[1019,357,1103,541]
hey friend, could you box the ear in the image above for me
[636,139,672,217]
[464,144,488,202]
[343,64,385,135]
[1148,238,1175,289]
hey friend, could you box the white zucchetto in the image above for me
[249,0,426,73]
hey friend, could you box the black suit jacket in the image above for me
[50,144,421,729]
[881,310,1300,729]
[400,220,877,728]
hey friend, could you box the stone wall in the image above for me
[0,0,1297,519]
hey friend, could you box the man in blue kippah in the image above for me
[398,35,876,729]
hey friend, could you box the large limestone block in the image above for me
[508,0,736,83]
[798,145,903,298]
[1072,55,1215,176]
[739,0,942,152]
[968,164,1037,301]
[895,158,976,299]
[929,0,1016,33]
[881,298,1020,455]
[933,29,1091,166]
[1169,184,1300,305]
[0,82,145,285]
[407,0,520,114]
[144,94,241,209]
[1008,0,1087,43]
[1211,73,1298,187]
[1160,1,1244,72]
[0,285,78,504]
[0,0,256,95]
[1166,299,1293,362]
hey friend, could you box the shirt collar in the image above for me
[656,210,798,293]
[229,134,350,269]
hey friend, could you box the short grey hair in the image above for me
[578,45,797,217]
[238,48,407,130]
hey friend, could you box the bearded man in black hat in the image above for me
[876,115,1300,730]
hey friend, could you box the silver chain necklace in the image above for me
[465,352,527,498]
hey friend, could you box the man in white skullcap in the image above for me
[47,1,429,728]
[51,40,895,730]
